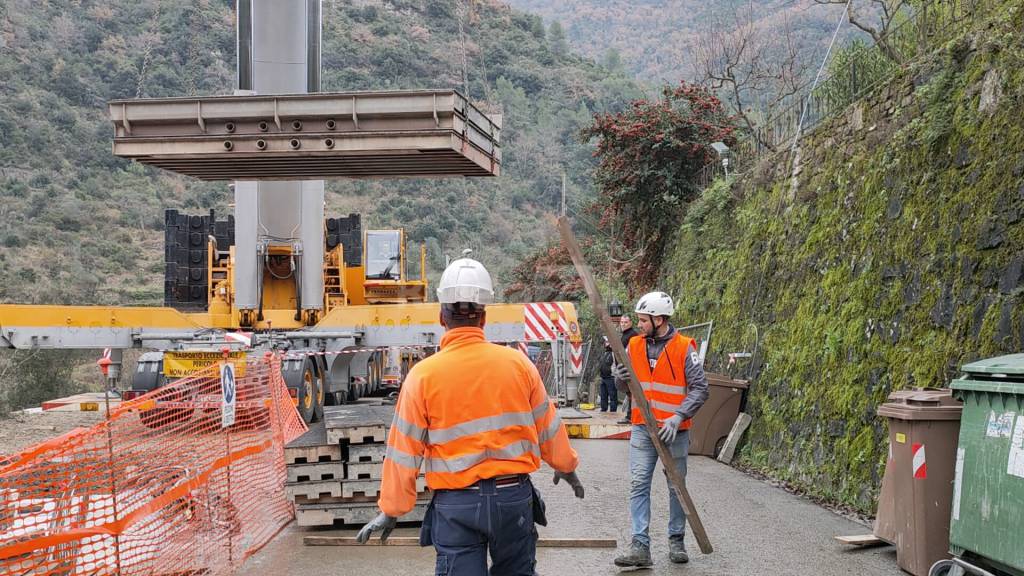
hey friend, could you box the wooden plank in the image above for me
[557,216,714,555]
[834,534,887,548]
[535,538,619,548]
[303,536,618,548]
[716,412,752,464]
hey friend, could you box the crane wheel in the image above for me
[314,358,325,421]
[295,359,320,424]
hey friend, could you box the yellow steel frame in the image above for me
[0,302,582,342]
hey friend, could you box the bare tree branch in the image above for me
[813,0,910,62]
[694,1,813,151]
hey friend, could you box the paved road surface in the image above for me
[244,439,902,575]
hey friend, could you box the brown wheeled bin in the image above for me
[688,372,749,457]
[874,389,962,576]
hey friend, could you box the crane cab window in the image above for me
[366,230,402,281]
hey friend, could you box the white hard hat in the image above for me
[437,251,494,305]
[635,291,674,317]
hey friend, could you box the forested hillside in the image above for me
[0,0,640,306]
[505,0,856,83]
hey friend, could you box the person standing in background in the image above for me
[598,336,617,412]
[616,314,639,424]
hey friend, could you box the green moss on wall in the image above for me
[665,11,1024,513]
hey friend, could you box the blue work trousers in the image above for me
[629,424,690,547]
[427,477,537,576]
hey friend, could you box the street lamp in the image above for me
[711,141,731,179]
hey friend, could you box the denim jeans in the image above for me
[628,424,690,547]
[429,477,537,576]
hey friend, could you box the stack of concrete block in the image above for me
[284,403,429,527]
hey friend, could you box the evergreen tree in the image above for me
[548,21,568,58]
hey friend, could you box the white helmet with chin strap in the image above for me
[437,249,494,305]
[635,291,674,317]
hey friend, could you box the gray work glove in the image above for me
[355,512,398,544]
[658,414,684,444]
[612,362,631,383]
[553,470,585,499]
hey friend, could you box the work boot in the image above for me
[668,535,689,564]
[613,539,653,568]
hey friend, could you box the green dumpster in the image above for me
[945,354,1024,576]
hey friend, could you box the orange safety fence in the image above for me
[0,353,306,576]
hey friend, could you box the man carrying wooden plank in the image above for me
[356,253,585,575]
[612,292,710,567]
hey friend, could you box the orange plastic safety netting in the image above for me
[0,353,306,576]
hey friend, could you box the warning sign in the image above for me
[164,351,247,378]
[221,361,236,429]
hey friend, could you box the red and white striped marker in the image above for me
[97,348,113,377]
[912,443,927,479]
[226,331,253,347]
[570,342,583,375]
[523,302,569,341]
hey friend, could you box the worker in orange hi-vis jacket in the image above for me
[356,251,584,575]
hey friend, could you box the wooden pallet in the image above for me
[287,461,346,483]
[295,500,428,527]
[285,443,343,465]
[323,405,392,445]
[294,493,377,505]
[285,423,343,464]
[285,479,344,500]
[323,404,393,429]
[285,477,426,501]
[327,426,386,445]
[347,461,383,480]
[348,443,387,463]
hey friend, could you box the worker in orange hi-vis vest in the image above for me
[356,251,583,576]
[612,291,709,569]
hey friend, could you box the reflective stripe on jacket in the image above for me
[378,327,579,517]
[627,332,696,427]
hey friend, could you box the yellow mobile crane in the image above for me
[0,1,584,424]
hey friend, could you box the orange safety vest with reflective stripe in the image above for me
[628,332,696,427]
[378,327,579,518]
